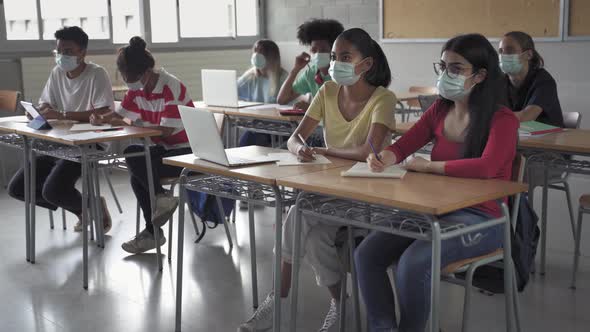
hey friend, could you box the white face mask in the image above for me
[499,53,524,75]
[329,60,362,86]
[436,71,476,101]
[126,74,145,91]
[311,52,331,69]
[251,52,267,70]
[55,54,79,72]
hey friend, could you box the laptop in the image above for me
[20,101,52,130]
[201,69,264,108]
[179,105,277,167]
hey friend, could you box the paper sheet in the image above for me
[341,162,406,178]
[70,123,114,131]
[267,152,332,166]
[62,132,109,141]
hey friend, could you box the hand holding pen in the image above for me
[296,133,316,162]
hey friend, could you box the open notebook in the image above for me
[341,162,407,178]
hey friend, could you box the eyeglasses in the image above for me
[433,62,473,79]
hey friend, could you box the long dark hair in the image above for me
[336,28,392,87]
[504,31,544,70]
[117,36,155,82]
[441,33,506,158]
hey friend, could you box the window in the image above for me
[4,0,40,40]
[111,0,143,44]
[39,0,110,40]
[0,0,262,52]
[150,0,178,43]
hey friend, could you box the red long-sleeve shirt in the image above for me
[386,99,519,217]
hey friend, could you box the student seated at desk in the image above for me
[358,33,518,332]
[238,28,396,332]
[276,18,344,111]
[8,26,115,233]
[238,39,288,147]
[499,31,564,127]
[90,37,193,254]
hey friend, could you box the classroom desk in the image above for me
[394,121,590,277]
[277,168,527,332]
[163,146,355,332]
[194,102,303,148]
[0,119,162,289]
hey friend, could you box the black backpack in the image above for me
[458,194,540,293]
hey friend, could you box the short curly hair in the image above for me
[296,19,344,46]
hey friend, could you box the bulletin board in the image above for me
[381,0,562,41]
[568,0,590,37]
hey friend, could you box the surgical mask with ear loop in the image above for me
[329,59,368,86]
[55,54,79,72]
[499,53,525,75]
[436,70,477,101]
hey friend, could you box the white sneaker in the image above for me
[151,194,179,227]
[238,292,275,332]
[318,299,339,332]
[121,228,166,254]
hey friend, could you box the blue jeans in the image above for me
[355,208,503,332]
[239,130,272,147]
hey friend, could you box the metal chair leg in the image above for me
[461,264,478,332]
[563,182,577,239]
[62,208,66,230]
[102,168,123,214]
[338,271,347,332]
[216,196,233,252]
[49,210,54,230]
[571,208,584,289]
[135,202,141,236]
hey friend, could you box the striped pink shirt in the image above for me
[117,69,193,149]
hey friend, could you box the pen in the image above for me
[369,139,382,162]
[298,133,316,159]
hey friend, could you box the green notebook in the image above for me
[519,121,563,136]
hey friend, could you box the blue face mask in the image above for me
[55,54,79,72]
[311,52,331,69]
[499,54,524,75]
[436,71,476,101]
[251,52,267,69]
[329,60,362,86]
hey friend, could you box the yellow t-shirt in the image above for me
[305,81,397,149]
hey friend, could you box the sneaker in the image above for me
[121,228,166,254]
[238,292,275,332]
[151,194,179,227]
[318,299,339,332]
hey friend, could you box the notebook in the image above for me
[519,121,563,136]
[267,152,332,166]
[341,162,407,179]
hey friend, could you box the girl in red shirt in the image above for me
[356,33,519,332]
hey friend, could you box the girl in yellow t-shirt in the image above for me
[238,28,397,332]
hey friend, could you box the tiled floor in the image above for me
[0,171,589,332]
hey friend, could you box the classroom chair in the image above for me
[570,193,590,289]
[529,112,582,242]
[441,154,525,332]
[407,86,438,109]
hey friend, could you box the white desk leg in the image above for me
[142,138,161,271]
[429,221,441,332]
[248,200,259,308]
[29,147,37,264]
[272,186,283,332]
[81,149,89,290]
[23,136,31,262]
[175,169,189,332]
[289,192,305,332]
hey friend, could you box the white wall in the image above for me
[20,49,253,102]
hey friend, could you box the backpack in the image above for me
[187,190,235,243]
[458,194,540,293]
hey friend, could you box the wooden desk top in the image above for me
[397,91,422,102]
[5,121,161,146]
[277,167,527,215]
[394,122,590,155]
[0,115,28,133]
[519,129,590,155]
[223,108,303,122]
[163,146,356,186]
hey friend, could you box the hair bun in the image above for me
[129,36,147,51]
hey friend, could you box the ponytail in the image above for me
[337,28,392,87]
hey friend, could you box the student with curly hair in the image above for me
[277,19,344,111]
